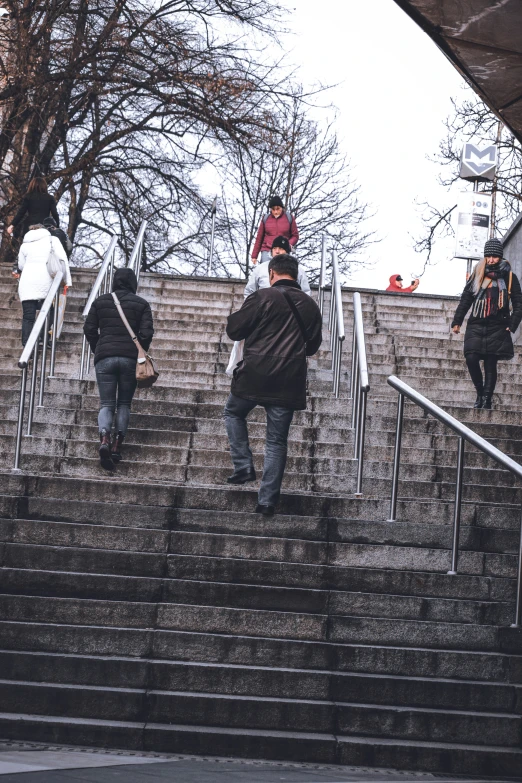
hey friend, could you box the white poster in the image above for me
[454,192,492,260]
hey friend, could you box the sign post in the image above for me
[456,144,498,279]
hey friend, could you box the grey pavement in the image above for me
[0,747,517,783]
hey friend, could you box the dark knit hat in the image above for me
[271,235,291,253]
[268,196,284,209]
[484,238,504,258]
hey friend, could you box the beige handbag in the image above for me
[111,292,159,388]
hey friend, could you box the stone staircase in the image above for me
[1,263,522,778]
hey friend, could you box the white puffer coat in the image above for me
[18,228,72,302]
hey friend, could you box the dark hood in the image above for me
[113,267,137,294]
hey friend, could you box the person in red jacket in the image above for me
[386,274,419,293]
[251,196,299,266]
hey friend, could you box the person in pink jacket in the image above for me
[251,196,299,266]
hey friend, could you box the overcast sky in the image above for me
[279,0,471,295]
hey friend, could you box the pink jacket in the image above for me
[251,213,299,258]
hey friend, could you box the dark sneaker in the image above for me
[255,504,275,517]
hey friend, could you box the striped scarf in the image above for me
[472,262,510,319]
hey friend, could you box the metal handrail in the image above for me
[318,235,327,315]
[14,270,64,471]
[387,374,522,628]
[328,248,345,398]
[128,220,147,284]
[79,235,118,380]
[350,292,370,497]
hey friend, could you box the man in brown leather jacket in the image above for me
[224,254,322,517]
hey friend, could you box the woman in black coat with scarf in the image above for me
[451,238,522,409]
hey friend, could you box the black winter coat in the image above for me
[12,193,59,236]
[84,269,154,365]
[451,268,522,360]
[226,279,323,410]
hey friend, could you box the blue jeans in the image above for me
[95,356,137,435]
[224,393,294,507]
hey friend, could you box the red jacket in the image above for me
[251,213,299,257]
[386,274,416,293]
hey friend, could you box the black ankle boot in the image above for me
[482,394,493,410]
[473,392,484,409]
[99,429,114,471]
[111,431,125,463]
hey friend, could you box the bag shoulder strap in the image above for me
[111,292,140,347]
[509,271,513,295]
[277,286,308,345]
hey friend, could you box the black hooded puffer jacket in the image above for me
[451,262,522,360]
[83,268,154,365]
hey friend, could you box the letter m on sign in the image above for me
[460,144,498,180]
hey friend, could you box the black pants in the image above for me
[21,299,54,347]
[465,353,499,396]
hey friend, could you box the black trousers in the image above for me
[465,353,499,396]
[21,300,54,347]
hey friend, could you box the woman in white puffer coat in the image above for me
[17,224,72,346]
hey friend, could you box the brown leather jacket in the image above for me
[226,279,322,410]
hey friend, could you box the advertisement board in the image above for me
[454,192,492,260]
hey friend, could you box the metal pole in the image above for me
[13,368,28,471]
[27,340,40,436]
[448,438,466,576]
[490,121,503,239]
[49,291,59,378]
[465,181,480,281]
[387,393,405,523]
[511,505,522,628]
[351,358,359,430]
[333,339,342,398]
[331,316,338,370]
[207,197,217,276]
[37,312,50,407]
[79,335,87,381]
[109,249,115,290]
[448,437,466,575]
[349,319,357,401]
[86,345,91,375]
[319,235,327,315]
[355,389,368,497]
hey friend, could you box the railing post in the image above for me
[26,340,40,436]
[351,358,360,430]
[448,437,466,575]
[207,197,217,276]
[387,392,405,522]
[355,389,368,497]
[511,504,522,627]
[318,235,327,315]
[48,290,59,378]
[79,335,87,381]
[333,339,342,399]
[37,311,50,407]
[349,318,357,401]
[13,368,28,471]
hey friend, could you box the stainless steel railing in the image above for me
[318,235,327,316]
[387,374,522,628]
[328,248,345,398]
[350,292,370,497]
[128,220,147,284]
[79,235,118,380]
[13,270,64,471]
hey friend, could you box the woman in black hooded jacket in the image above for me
[84,267,154,469]
[451,238,522,409]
